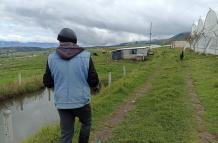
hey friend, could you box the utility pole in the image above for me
[149,22,152,47]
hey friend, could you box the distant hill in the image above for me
[116,32,191,47]
[0,47,48,54]
[170,32,191,41]
[0,32,190,50]
[0,41,58,48]
[161,32,191,44]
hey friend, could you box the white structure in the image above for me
[172,41,189,48]
[191,8,218,55]
[112,47,149,60]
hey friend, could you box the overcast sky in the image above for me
[0,0,218,46]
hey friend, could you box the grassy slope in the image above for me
[107,48,198,143]
[22,49,160,143]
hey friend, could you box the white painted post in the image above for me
[108,72,112,87]
[123,66,126,76]
[3,110,14,143]
[18,73,22,86]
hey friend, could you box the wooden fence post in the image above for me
[108,72,112,87]
[123,66,126,76]
[18,73,22,86]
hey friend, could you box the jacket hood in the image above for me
[56,42,84,60]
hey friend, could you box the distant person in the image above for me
[180,50,184,61]
[43,28,100,143]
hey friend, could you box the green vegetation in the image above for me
[0,53,47,84]
[0,76,43,100]
[22,48,160,143]
[0,48,143,99]
[185,50,218,134]
[107,48,218,143]
[0,52,47,99]
[1,47,217,143]
[108,48,198,142]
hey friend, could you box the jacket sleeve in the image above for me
[87,57,99,88]
[43,61,54,88]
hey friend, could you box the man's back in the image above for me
[43,28,99,143]
[48,50,91,109]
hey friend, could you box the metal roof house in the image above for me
[112,47,149,60]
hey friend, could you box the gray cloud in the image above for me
[0,0,218,46]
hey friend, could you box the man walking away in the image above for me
[180,50,184,61]
[43,28,100,143]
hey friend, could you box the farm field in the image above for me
[108,49,195,142]
[0,51,47,99]
[1,1,218,143]
[0,47,142,99]
[22,48,218,143]
[22,47,159,143]
[0,47,217,143]
[107,49,218,143]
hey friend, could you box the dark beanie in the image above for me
[57,28,77,43]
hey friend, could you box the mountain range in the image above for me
[117,32,191,46]
[0,41,58,48]
[0,32,190,50]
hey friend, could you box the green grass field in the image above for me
[108,48,198,142]
[0,52,47,99]
[107,48,218,143]
[1,47,217,143]
[185,50,218,135]
[22,47,160,143]
[0,47,145,99]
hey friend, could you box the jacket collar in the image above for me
[56,42,84,60]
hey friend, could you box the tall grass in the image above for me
[0,75,43,100]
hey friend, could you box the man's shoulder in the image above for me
[48,52,58,60]
[82,49,90,54]
[78,50,90,57]
[49,51,58,57]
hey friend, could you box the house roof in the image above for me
[112,47,149,52]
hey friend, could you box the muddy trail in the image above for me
[187,74,218,143]
[91,69,160,143]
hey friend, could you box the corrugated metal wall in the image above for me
[112,50,122,60]
[122,49,148,59]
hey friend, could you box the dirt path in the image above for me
[187,74,218,143]
[91,69,159,143]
